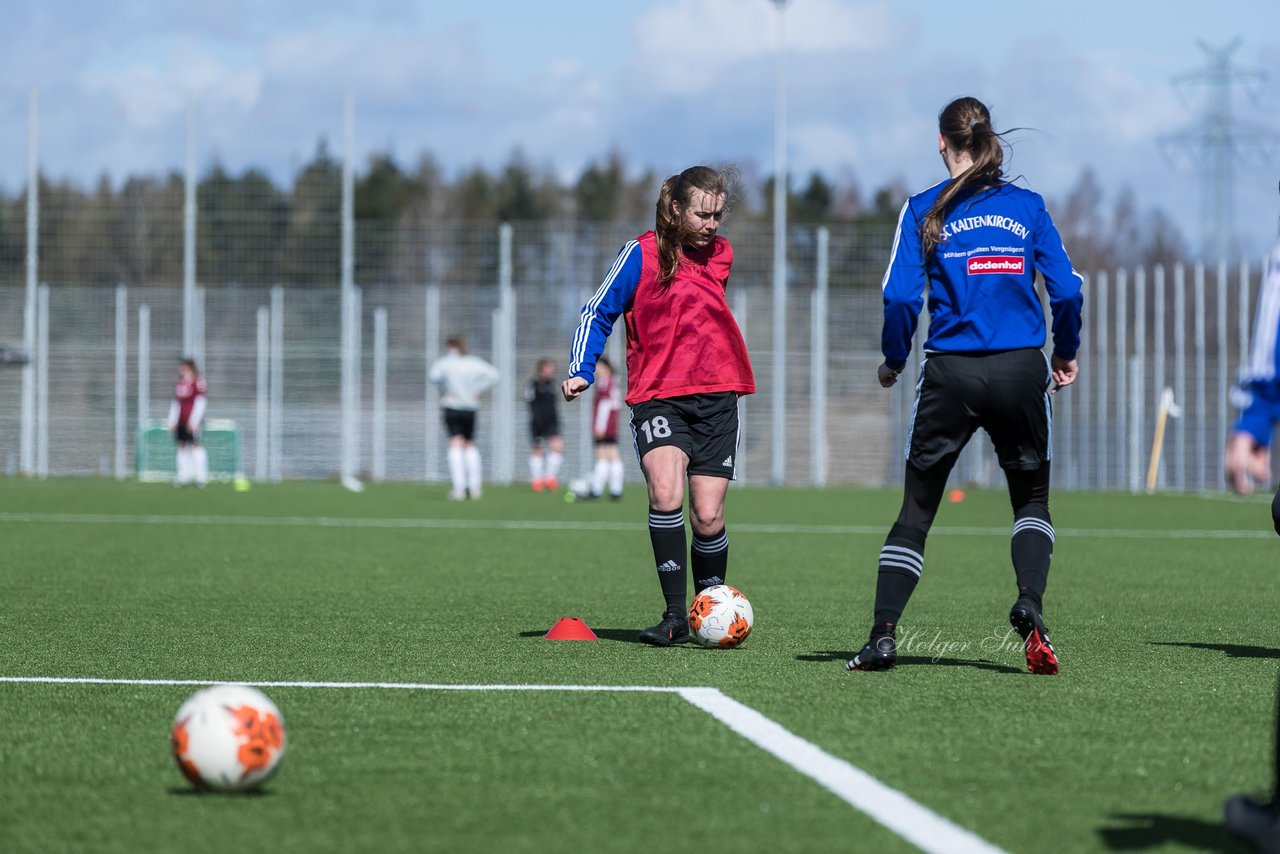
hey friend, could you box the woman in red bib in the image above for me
[563,166,755,645]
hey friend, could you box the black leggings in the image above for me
[895,461,1051,533]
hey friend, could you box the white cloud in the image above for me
[631,0,896,94]
[81,50,262,131]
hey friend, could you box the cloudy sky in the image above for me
[3,0,1279,254]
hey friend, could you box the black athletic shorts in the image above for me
[443,408,477,441]
[906,348,1051,472]
[630,392,740,479]
[174,423,199,444]
[530,415,560,443]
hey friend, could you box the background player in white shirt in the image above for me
[428,336,500,500]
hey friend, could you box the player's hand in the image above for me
[877,362,901,388]
[1050,356,1078,394]
[1224,432,1270,496]
[561,376,589,402]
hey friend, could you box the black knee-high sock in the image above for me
[691,528,728,593]
[1011,507,1054,608]
[648,507,687,613]
[873,523,926,635]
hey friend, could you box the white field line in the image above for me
[0,676,689,692]
[0,675,1007,854]
[0,511,1271,539]
[679,687,1007,854]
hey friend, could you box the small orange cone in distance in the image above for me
[948,488,965,503]
[544,617,598,640]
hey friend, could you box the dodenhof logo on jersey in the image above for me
[967,255,1025,275]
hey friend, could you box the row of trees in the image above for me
[0,144,1191,288]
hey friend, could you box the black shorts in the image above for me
[444,409,477,441]
[594,436,618,447]
[174,423,199,444]
[630,392,740,479]
[530,415,560,443]
[906,348,1051,472]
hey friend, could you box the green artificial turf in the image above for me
[0,478,1274,853]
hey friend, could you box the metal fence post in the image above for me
[811,227,829,486]
[372,307,388,482]
[114,284,128,479]
[36,284,49,479]
[270,286,284,482]
[1173,264,1187,490]
[424,284,441,482]
[255,305,269,481]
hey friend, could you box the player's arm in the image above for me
[166,400,179,431]
[477,360,500,393]
[189,393,206,431]
[566,241,641,400]
[1033,201,1084,378]
[880,200,926,382]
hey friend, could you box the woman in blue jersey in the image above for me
[848,96,1083,676]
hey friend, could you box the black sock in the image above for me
[648,507,687,613]
[691,527,728,593]
[873,523,925,633]
[1011,508,1053,608]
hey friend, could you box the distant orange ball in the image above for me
[948,489,965,503]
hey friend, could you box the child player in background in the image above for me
[168,358,208,487]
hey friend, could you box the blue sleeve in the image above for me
[569,240,642,384]
[1033,203,1084,361]
[880,200,926,371]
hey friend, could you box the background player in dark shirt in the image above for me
[527,359,564,492]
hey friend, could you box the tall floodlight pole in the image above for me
[20,90,38,476]
[183,98,197,358]
[1162,40,1275,261]
[340,92,359,488]
[770,0,789,486]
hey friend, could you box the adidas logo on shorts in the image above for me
[657,560,682,573]
[721,455,733,468]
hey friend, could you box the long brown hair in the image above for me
[920,97,1007,258]
[654,165,735,283]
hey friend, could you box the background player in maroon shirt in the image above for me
[586,356,623,500]
[167,358,208,487]
[563,166,755,646]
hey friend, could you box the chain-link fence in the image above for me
[0,213,1266,490]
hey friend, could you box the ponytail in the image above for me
[654,165,736,283]
[920,97,1007,259]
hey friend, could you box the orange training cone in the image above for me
[544,617,598,640]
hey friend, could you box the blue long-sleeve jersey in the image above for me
[881,180,1084,371]
[1239,236,1280,395]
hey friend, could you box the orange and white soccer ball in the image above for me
[171,684,286,791]
[688,584,754,648]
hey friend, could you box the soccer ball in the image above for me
[171,684,286,791]
[688,584,754,648]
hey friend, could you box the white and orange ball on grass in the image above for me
[171,684,286,791]
[688,584,754,648]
